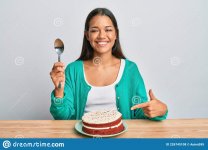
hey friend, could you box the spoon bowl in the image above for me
[54,38,64,62]
[54,38,64,88]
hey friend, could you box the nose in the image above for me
[98,30,106,38]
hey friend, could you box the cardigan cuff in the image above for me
[51,90,65,107]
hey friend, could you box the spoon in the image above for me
[54,38,64,89]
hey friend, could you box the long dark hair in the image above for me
[77,8,126,60]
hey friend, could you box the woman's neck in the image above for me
[92,51,118,67]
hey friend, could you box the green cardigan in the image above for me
[50,59,168,120]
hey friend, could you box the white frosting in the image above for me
[83,120,123,130]
[82,110,122,124]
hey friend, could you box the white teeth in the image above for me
[97,42,108,45]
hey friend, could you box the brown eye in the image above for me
[89,29,98,33]
[106,29,113,32]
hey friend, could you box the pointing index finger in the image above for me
[131,102,150,110]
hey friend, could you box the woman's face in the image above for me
[86,15,117,55]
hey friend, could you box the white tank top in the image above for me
[84,59,125,113]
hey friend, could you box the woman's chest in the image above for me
[84,66,120,86]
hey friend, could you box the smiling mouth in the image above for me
[96,41,109,47]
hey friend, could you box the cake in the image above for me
[82,110,125,135]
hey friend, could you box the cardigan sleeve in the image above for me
[50,64,75,120]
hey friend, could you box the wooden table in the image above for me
[0,119,208,138]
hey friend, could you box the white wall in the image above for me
[0,0,207,119]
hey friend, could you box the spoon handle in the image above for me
[58,55,61,62]
[58,82,61,89]
[58,55,61,88]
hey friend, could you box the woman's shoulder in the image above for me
[65,60,83,71]
[123,59,143,80]
[124,59,138,69]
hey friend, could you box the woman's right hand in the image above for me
[50,62,65,98]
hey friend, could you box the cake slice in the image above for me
[82,110,124,135]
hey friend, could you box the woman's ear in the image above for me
[85,31,89,41]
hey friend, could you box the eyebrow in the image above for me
[90,26,113,29]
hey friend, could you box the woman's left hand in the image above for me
[131,89,167,118]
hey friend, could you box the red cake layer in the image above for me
[82,123,124,135]
[82,110,125,135]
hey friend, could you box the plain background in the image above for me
[0,0,207,119]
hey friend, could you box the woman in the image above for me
[50,8,168,120]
